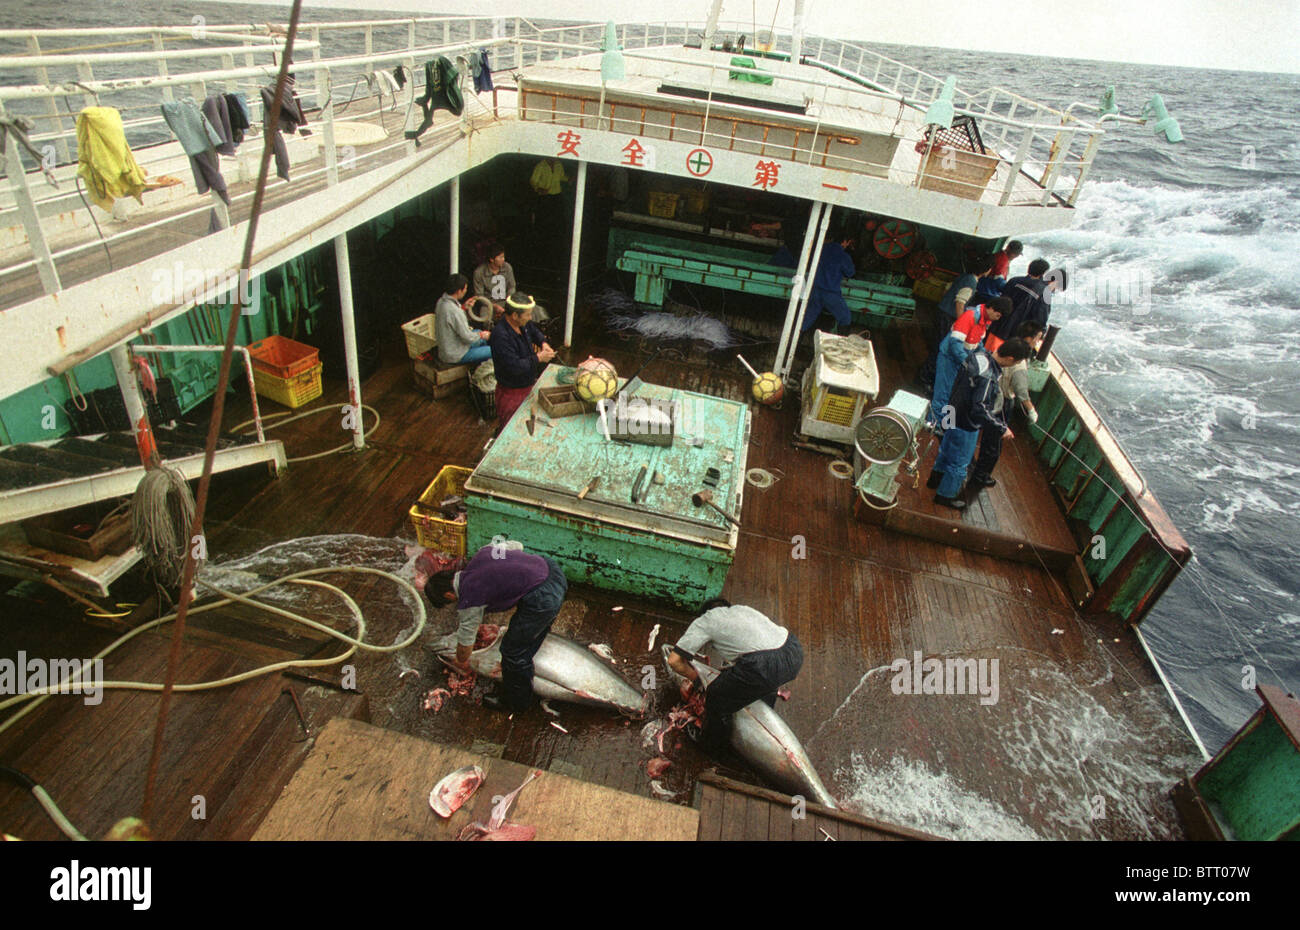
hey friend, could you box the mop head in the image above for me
[131,466,198,590]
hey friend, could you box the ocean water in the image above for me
[1,1,1295,755]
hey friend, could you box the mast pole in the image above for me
[791,0,807,61]
[702,0,725,47]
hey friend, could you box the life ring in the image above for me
[465,296,495,324]
[904,249,937,280]
[872,219,917,260]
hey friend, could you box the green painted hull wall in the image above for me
[466,496,731,608]
[1197,716,1300,841]
[0,248,336,444]
[1029,374,1184,624]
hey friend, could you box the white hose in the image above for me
[231,403,381,462]
[0,566,426,739]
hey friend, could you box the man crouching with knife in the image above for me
[666,598,803,751]
[426,540,567,713]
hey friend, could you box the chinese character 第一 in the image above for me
[621,138,646,167]
[557,129,581,157]
[753,159,780,190]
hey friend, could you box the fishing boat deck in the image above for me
[253,717,699,841]
[0,301,1199,840]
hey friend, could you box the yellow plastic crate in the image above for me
[409,465,472,556]
[647,191,679,218]
[912,270,957,303]
[252,362,323,409]
[816,389,857,427]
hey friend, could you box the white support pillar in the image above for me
[773,199,824,379]
[563,159,588,348]
[109,344,156,467]
[333,234,366,450]
[780,202,834,377]
[449,175,460,272]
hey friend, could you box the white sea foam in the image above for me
[836,754,1040,841]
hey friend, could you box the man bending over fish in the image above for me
[666,599,803,751]
[425,542,568,713]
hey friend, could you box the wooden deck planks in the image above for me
[253,718,698,841]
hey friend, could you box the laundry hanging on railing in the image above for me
[159,98,230,205]
[261,77,310,181]
[75,106,148,211]
[404,57,463,146]
[225,91,252,143]
[202,94,237,155]
[470,49,493,93]
[373,68,401,98]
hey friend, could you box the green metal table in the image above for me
[463,367,751,607]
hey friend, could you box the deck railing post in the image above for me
[563,159,588,348]
[1070,133,1101,205]
[449,175,460,273]
[1,101,62,295]
[26,35,72,166]
[1038,127,1075,204]
[999,126,1035,206]
[321,69,338,186]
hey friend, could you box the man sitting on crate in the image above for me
[490,291,555,429]
[435,273,493,366]
[426,541,568,713]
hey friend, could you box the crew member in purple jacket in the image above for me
[425,541,568,712]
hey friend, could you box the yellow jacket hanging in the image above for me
[76,106,148,211]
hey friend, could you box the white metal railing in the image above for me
[0,15,1104,303]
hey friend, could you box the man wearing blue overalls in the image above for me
[800,234,857,335]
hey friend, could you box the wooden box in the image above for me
[413,356,470,400]
[537,385,591,418]
[22,502,133,561]
[919,148,998,201]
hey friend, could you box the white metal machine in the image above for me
[797,331,879,447]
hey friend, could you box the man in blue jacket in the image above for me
[927,338,1033,510]
[799,233,857,334]
[489,292,555,429]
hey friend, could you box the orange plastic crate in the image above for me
[248,335,320,379]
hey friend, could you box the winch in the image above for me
[852,389,930,507]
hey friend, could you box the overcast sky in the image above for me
[220,0,1300,73]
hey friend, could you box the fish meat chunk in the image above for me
[429,765,485,818]
[478,823,536,841]
[457,770,541,841]
[422,687,451,712]
[646,757,671,778]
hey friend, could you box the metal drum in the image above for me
[854,405,915,471]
